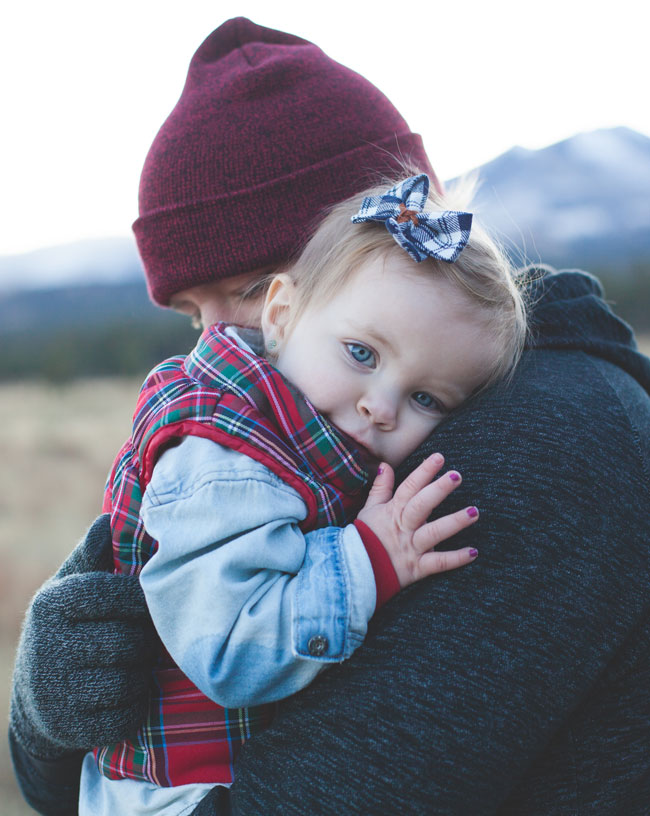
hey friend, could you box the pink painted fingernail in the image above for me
[377,465,384,475]
[470,549,479,558]
[449,471,461,482]
[467,506,479,518]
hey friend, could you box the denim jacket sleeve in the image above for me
[139,435,376,708]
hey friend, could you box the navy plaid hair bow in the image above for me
[351,174,472,263]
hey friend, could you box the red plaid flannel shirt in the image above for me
[94,324,368,786]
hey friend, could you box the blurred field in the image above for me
[2,336,650,813]
[0,378,139,814]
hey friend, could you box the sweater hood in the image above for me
[525,268,650,395]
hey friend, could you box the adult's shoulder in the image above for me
[420,340,650,538]
[458,264,650,468]
[406,263,650,556]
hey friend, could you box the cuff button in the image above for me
[307,635,329,656]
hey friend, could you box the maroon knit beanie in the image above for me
[133,17,439,306]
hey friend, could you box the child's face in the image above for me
[263,255,500,467]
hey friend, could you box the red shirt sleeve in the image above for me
[353,519,401,609]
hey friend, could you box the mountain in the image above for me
[0,236,142,292]
[0,281,199,381]
[0,127,648,297]
[467,127,650,270]
[0,127,648,381]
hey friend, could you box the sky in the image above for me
[1,0,647,256]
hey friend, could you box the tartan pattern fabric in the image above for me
[352,173,473,263]
[95,324,370,786]
[95,660,277,787]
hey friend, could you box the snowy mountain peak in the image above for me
[470,127,650,266]
[0,237,142,292]
[1,128,649,292]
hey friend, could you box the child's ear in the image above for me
[261,273,295,342]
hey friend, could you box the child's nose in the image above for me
[357,393,397,430]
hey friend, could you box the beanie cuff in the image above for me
[134,132,436,306]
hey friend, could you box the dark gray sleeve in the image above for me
[8,728,82,816]
[229,350,650,815]
[9,514,157,812]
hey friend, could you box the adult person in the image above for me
[10,16,650,816]
[9,15,436,810]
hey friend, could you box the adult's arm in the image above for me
[227,347,650,814]
[9,514,156,816]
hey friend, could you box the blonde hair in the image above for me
[281,176,527,387]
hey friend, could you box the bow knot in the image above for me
[351,174,472,263]
[396,203,420,225]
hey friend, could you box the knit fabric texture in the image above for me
[133,17,437,305]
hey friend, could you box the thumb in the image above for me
[56,514,114,578]
[363,463,395,510]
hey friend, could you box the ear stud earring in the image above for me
[266,339,278,352]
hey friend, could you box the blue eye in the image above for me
[412,391,443,412]
[346,343,375,367]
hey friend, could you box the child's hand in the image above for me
[357,453,479,589]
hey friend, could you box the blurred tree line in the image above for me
[597,265,650,338]
[1,317,199,381]
[1,267,648,383]
[0,282,199,382]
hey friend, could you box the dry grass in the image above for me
[0,379,138,627]
[0,378,139,813]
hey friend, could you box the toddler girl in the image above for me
[81,174,526,815]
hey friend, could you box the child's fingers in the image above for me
[413,505,479,553]
[393,453,445,509]
[401,468,464,530]
[418,545,479,577]
[361,463,395,510]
